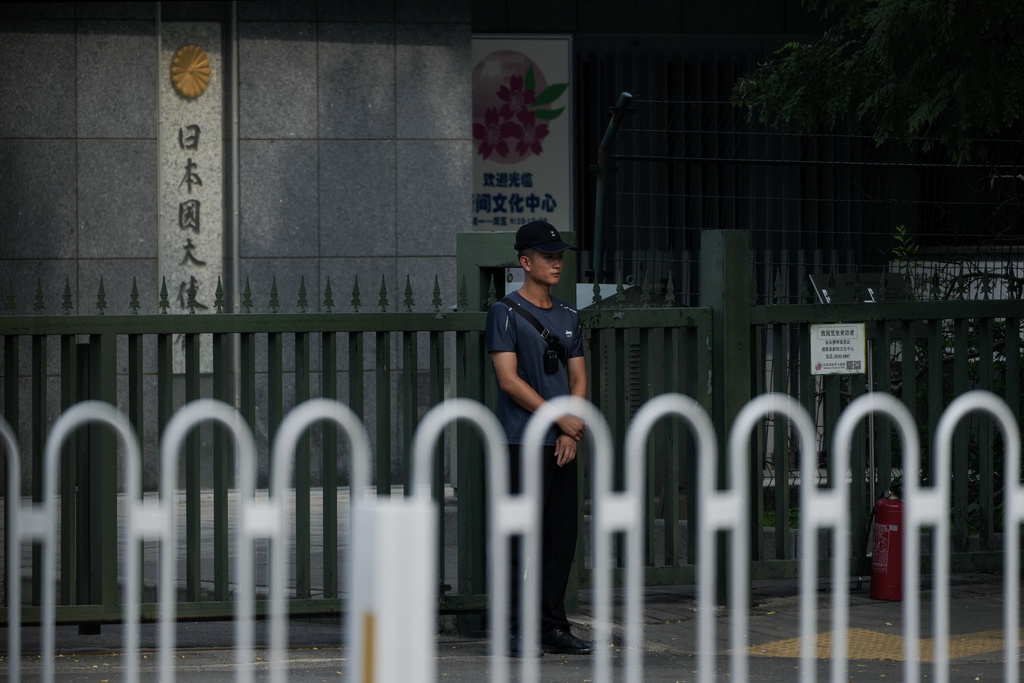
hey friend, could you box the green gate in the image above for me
[2,228,1019,626]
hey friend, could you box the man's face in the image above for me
[522,250,564,284]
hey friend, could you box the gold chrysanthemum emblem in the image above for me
[171,45,211,99]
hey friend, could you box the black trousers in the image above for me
[507,444,579,634]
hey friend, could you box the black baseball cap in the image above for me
[513,220,577,254]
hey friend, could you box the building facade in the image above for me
[0,1,820,313]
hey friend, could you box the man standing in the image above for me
[485,220,592,657]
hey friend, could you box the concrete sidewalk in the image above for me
[6,572,1019,681]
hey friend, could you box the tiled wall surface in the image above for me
[0,1,471,315]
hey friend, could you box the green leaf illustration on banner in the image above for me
[473,52,568,161]
[532,107,565,120]
[533,82,568,107]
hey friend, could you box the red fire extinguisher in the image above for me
[870,493,903,601]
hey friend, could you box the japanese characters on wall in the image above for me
[159,24,223,371]
[471,36,573,232]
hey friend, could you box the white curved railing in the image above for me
[623,393,715,683]
[701,393,817,683]
[824,393,919,683]
[914,391,1020,683]
[2,390,1022,682]
[265,398,370,683]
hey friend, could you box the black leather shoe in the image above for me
[508,633,543,658]
[541,627,592,655]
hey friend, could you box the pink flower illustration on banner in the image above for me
[515,119,549,157]
[472,50,567,164]
[473,107,522,160]
[498,74,537,124]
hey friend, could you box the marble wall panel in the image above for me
[77,20,157,138]
[318,140,397,258]
[395,22,470,140]
[318,22,396,140]
[396,139,472,256]
[78,140,158,259]
[0,21,75,138]
[0,140,78,260]
[238,22,318,139]
[240,140,319,258]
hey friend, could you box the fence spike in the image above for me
[33,279,44,314]
[981,273,991,300]
[592,281,602,305]
[432,275,442,313]
[877,272,888,302]
[1006,258,1023,299]
[851,271,864,303]
[159,276,170,314]
[130,277,140,314]
[665,271,676,307]
[955,267,966,300]
[6,279,16,314]
[404,275,414,313]
[486,273,497,308]
[351,276,361,312]
[187,276,198,314]
[378,275,389,312]
[269,277,280,313]
[324,277,334,313]
[773,268,785,304]
[799,275,811,303]
[457,275,468,311]
[61,277,73,315]
[96,278,107,315]
[640,272,651,308]
[214,276,224,313]
[298,276,308,313]
[242,277,253,313]
[615,272,625,305]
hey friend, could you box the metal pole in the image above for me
[592,92,632,282]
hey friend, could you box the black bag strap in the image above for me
[501,296,566,365]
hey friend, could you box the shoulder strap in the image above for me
[501,296,566,363]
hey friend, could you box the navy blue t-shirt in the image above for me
[485,290,584,446]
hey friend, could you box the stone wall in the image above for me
[0,1,471,315]
[0,1,471,490]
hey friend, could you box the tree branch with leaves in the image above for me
[733,0,1024,164]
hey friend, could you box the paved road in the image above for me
[7,573,1020,681]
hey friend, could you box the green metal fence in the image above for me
[2,229,1021,626]
[0,269,712,625]
[751,297,1022,575]
[0,280,486,623]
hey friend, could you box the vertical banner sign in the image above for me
[159,23,223,372]
[471,36,573,232]
[810,323,866,375]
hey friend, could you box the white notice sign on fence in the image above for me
[810,323,866,375]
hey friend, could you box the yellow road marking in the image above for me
[363,612,375,683]
[748,628,1024,662]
